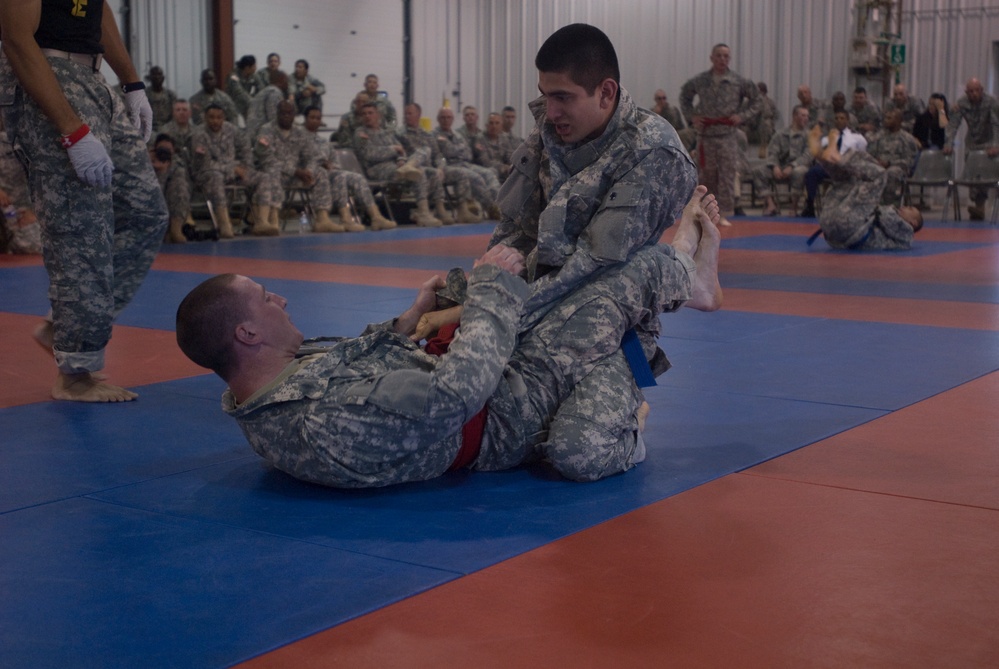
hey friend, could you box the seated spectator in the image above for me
[227,55,261,120]
[159,99,196,167]
[746,82,779,157]
[801,109,867,217]
[354,102,442,226]
[652,89,685,131]
[912,93,949,150]
[145,65,177,133]
[473,112,515,181]
[254,100,341,234]
[303,106,394,231]
[436,107,501,218]
[335,93,369,147]
[868,109,920,205]
[943,78,998,220]
[796,84,826,127]
[850,86,881,137]
[884,84,925,134]
[398,103,478,224]
[291,59,325,114]
[808,124,922,251]
[351,74,397,127]
[191,104,259,238]
[150,144,191,243]
[255,52,286,92]
[190,69,239,125]
[458,105,482,145]
[246,69,289,138]
[501,105,523,145]
[821,91,857,129]
[753,105,813,215]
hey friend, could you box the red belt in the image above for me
[423,322,487,471]
[697,116,738,168]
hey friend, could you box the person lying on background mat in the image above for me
[806,123,922,251]
[174,192,722,489]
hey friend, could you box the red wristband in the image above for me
[59,124,90,149]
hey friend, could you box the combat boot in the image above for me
[395,163,423,182]
[168,217,187,243]
[216,208,235,239]
[456,199,481,224]
[486,202,502,220]
[313,209,345,233]
[338,206,365,232]
[466,200,482,216]
[435,199,454,224]
[251,205,278,236]
[366,204,396,230]
[412,199,442,227]
[269,205,282,233]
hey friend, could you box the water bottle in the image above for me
[298,210,311,234]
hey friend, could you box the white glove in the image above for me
[67,130,113,188]
[124,88,154,142]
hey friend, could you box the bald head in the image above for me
[966,78,984,104]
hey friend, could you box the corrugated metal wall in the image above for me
[410,0,998,139]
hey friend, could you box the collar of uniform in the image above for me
[540,86,635,175]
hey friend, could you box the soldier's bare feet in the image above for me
[637,401,650,432]
[808,124,824,158]
[672,187,723,312]
[672,185,713,257]
[822,129,842,164]
[52,372,138,402]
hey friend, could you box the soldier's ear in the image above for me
[235,322,258,345]
[598,79,619,108]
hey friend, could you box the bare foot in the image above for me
[686,208,724,312]
[672,185,711,257]
[32,320,53,353]
[636,401,650,432]
[821,129,842,164]
[808,124,824,158]
[52,372,138,402]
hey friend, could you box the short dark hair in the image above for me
[304,105,322,117]
[237,55,256,69]
[152,146,173,163]
[535,23,619,94]
[502,105,515,113]
[407,102,422,114]
[854,86,867,95]
[154,133,177,149]
[204,103,225,115]
[176,274,248,378]
[295,59,309,70]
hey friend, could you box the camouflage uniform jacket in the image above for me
[226,68,260,118]
[765,126,812,169]
[945,94,999,150]
[291,74,325,114]
[398,125,445,166]
[435,127,475,165]
[489,87,697,319]
[351,93,397,127]
[884,96,926,133]
[679,68,762,137]
[474,133,515,173]
[223,264,529,489]
[146,86,176,132]
[851,101,881,133]
[191,121,252,179]
[189,88,239,125]
[254,122,318,177]
[246,85,285,137]
[869,129,920,172]
[353,125,405,172]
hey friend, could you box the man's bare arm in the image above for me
[99,8,140,86]
[0,0,82,135]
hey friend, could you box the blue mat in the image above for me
[723,233,986,256]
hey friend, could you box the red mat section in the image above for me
[0,313,208,408]
[238,375,999,668]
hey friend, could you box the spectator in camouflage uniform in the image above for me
[809,124,922,251]
[399,103,478,224]
[334,93,368,147]
[351,74,397,128]
[189,69,239,125]
[821,92,858,129]
[796,84,826,127]
[680,43,761,220]
[303,106,394,231]
[144,66,176,133]
[754,105,813,216]
[246,70,288,139]
[253,100,340,235]
[158,99,196,169]
[354,102,442,226]
[458,105,482,145]
[0,0,167,402]
[254,53,286,94]
[944,77,999,220]
[869,109,920,205]
[175,221,720,487]
[0,126,41,254]
[502,105,523,145]
[746,82,779,158]
[491,24,706,469]
[191,104,256,238]
[653,89,686,131]
[436,107,501,217]
[226,55,261,121]
[150,144,190,243]
[884,84,925,134]
[474,112,515,180]
[850,86,881,137]
[291,59,325,115]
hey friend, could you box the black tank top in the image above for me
[34,0,105,54]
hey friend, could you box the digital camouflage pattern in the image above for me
[868,128,920,204]
[354,125,441,202]
[146,86,176,133]
[245,85,284,138]
[226,68,259,119]
[156,160,191,220]
[291,74,325,114]
[310,134,376,209]
[191,120,256,211]
[473,132,516,180]
[752,125,813,195]
[0,57,167,373]
[434,127,500,204]
[0,128,41,253]
[224,245,693,488]
[884,95,925,134]
[253,121,330,209]
[189,87,239,126]
[945,92,999,205]
[818,149,914,250]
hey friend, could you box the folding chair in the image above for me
[902,149,956,218]
[948,149,999,224]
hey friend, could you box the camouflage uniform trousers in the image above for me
[0,129,41,253]
[698,134,741,215]
[2,57,167,373]
[316,165,375,209]
[157,163,191,220]
[257,167,332,209]
[366,146,443,203]
[453,161,499,204]
[751,163,808,198]
[199,168,259,212]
